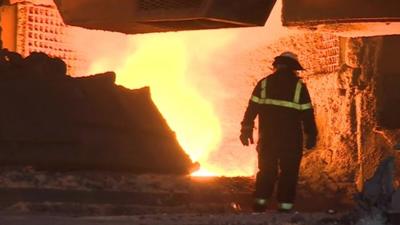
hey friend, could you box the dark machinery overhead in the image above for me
[282,0,400,26]
[53,0,400,34]
[54,0,277,34]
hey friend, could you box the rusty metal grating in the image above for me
[138,0,204,11]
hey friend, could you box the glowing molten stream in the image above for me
[88,35,222,176]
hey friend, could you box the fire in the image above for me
[13,0,400,177]
[111,35,223,165]
[80,32,229,176]
[67,0,289,177]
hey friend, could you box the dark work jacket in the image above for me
[241,69,317,154]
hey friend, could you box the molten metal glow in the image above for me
[69,0,288,177]
[86,34,223,173]
[117,38,222,164]
[191,168,217,177]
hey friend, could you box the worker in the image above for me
[240,51,318,212]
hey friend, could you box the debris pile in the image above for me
[0,49,194,174]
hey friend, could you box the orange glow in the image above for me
[83,33,226,174]
[191,168,217,177]
[113,36,222,164]
[15,0,400,177]
[67,0,290,177]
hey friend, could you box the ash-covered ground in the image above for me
[0,167,386,225]
[0,211,366,225]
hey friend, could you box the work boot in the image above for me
[277,202,294,213]
[252,198,268,213]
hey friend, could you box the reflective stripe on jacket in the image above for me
[250,79,312,111]
[241,69,318,151]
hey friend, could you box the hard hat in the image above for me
[273,51,304,70]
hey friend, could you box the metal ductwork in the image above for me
[54,0,276,34]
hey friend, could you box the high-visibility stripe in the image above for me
[251,95,261,103]
[279,203,294,210]
[251,96,312,110]
[260,79,303,103]
[293,81,302,103]
[254,198,268,205]
[299,102,312,110]
[260,79,267,99]
[251,79,312,111]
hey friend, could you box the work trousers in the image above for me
[254,145,302,203]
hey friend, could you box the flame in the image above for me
[82,33,226,174]
[114,36,222,164]
[23,0,400,177]
[67,0,289,177]
[191,168,217,177]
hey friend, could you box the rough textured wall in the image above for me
[349,37,383,188]
[246,33,358,194]
[256,34,400,195]
[358,36,400,186]
[214,30,359,197]
[233,32,400,198]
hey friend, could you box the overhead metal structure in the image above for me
[54,0,277,34]
[282,0,400,26]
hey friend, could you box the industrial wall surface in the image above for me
[232,31,400,200]
[0,2,85,75]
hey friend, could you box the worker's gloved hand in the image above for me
[240,126,254,146]
[305,135,316,150]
